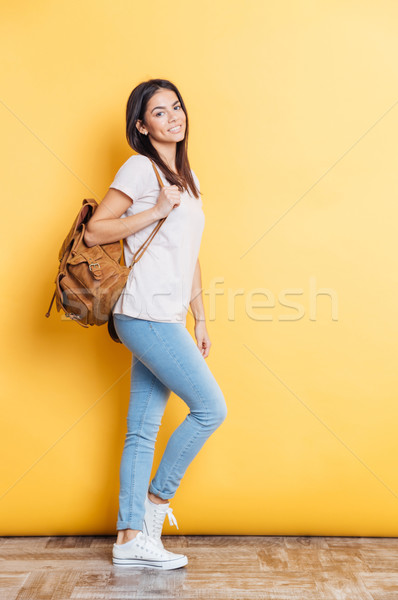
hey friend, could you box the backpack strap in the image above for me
[45,289,56,317]
[129,159,167,267]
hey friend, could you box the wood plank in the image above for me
[0,535,398,599]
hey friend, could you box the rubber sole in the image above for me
[112,555,188,570]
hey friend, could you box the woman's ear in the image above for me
[136,120,146,135]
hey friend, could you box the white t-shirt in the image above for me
[109,154,205,324]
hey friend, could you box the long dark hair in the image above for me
[125,79,200,199]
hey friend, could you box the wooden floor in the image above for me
[1,535,398,599]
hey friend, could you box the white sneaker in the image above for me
[112,531,188,570]
[143,493,179,549]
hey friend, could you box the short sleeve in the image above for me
[109,154,151,203]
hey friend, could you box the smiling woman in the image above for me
[84,78,227,571]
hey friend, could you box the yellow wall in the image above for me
[1,0,398,536]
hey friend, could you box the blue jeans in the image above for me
[113,314,228,532]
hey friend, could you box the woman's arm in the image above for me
[190,259,206,321]
[84,188,161,247]
[190,259,211,358]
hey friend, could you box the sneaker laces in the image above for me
[166,507,179,530]
[152,505,179,539]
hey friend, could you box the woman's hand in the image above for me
[154,185,181,219]
[194,320,211,358]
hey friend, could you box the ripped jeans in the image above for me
[113,314,228,532]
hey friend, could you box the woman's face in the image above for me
[138,89,186,143]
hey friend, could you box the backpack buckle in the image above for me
[89,262,100,271]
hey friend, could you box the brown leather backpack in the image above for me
[45,159,166,343]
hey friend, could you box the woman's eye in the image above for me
[155,106,181,117]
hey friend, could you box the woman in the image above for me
[84,79,227,570]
